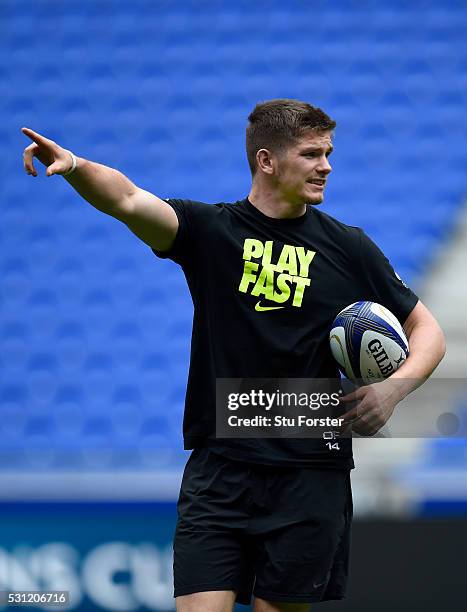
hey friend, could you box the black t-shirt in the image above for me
[153,197,418,469]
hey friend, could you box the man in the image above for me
[22,99,445,612]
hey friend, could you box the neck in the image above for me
[248,184,307,219]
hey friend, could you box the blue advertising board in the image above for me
[0,502,253,611]
[0,503,177,611]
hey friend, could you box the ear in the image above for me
[255,148,276,175]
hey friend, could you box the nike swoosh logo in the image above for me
[313,580,327,589]
[255,301,285,312]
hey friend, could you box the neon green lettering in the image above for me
[296,247,316,277]
[251,265,275,299]
[291,277,311,306]
[239,240,316,308]
[276,245,298,275]
[243,239,264,261]
[238,261,259,293]
[261,241,274,266]
[273,274,292,303]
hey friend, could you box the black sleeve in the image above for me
[151,198,193,267]
[358,229,419,325]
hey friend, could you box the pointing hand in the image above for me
[21,127,75,177]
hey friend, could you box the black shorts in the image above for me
[173,448,353,605]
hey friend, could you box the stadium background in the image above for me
[1,0,467,609]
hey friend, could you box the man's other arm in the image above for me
[391,299,446,395]
[21,127,178,252]
[341,300,446,435]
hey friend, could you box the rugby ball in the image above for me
[329,301,409,384]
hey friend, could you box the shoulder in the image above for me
[165,198,240,215]
[310,206,362,241]
[164,198,243,226]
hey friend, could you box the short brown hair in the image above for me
[246,99,336,175]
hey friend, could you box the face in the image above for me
[273,130,333,205]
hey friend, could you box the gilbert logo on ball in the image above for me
[330,301,409,384]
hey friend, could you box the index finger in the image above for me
[21,127,52,146]
[340,387,364,402]
[341,404,363,425]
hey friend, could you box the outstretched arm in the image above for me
[21,127,178,251]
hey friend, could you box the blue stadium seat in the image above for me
[2,0,466,474]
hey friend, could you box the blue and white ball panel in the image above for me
[360,330,407,383]
[329,301,409,384]
[369,303,407,345]
[329,326,356,380]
